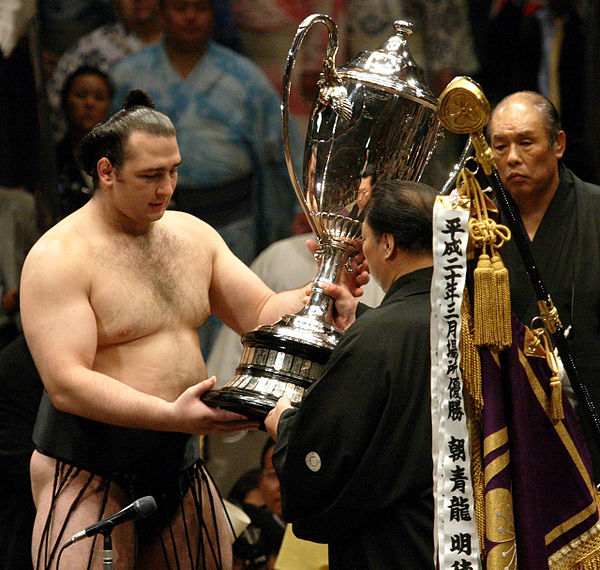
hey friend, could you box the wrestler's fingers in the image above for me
[305,238,318,257]
[196,376,217,394]
[195,378,252,420]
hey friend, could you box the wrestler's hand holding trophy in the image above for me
[204,15,452,420]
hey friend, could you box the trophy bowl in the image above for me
[204,15,443,420]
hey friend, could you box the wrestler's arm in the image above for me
[20,236,257,434]
[207,231,362,333]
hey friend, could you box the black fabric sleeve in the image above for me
[272,304,432,543]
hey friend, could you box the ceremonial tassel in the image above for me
[461,292,484,416]
[460,294,486,554]
[473,251,496,347]
[549,375,564,423]
[491,250,512,350]
[540,328,565,424]
[465,395,487,558]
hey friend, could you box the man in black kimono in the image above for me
[488,90,600,480]
[265,181,437,569]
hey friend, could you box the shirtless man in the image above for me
[20,91,360,569]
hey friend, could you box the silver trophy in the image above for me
[204,15,444,419]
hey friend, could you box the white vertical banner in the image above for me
[430,194,480,569]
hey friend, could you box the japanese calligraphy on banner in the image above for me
[430,194,481,569]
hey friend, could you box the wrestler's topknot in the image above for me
[122,89,155,110]
[77,89,175,183]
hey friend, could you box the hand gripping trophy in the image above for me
[205,15,454,419]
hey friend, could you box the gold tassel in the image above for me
[465,393,487,558]
[461,292,484,416]
[538,328,565,425]
[473,252,495,347]
[549,375,564,423]
[457,166,511,352]
[491,251,512,350]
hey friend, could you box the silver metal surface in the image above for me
[285,14,441,320]
[439,137,474,195]
[205,15,443,419]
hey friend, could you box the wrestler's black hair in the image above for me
[363,180,437,255]
[76,89,176,185]
[488,90,562,146]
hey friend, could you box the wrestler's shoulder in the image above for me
[28,210,96,261]
[160,210,222,240]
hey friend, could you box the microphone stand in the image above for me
[437,76,600,445]
[102,532,114,570]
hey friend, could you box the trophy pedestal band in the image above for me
[203,317,341,420]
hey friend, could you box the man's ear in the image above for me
[383,232,396,260]
[554,130,566,160]
[97,157,114,188]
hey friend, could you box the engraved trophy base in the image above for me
[203,314,341,421]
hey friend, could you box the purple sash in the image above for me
[481,315,600,568]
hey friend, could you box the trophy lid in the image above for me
[339,20,436,109]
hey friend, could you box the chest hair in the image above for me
[102,228,192,312]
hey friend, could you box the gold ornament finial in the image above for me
[437,77,496,175]
[438,76,490,134]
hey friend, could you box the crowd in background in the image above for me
[3,1,599,230]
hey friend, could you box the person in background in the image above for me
[229,468,264,510]
[45,0,162,142]
[517,0,593,181]
[55,65,113,218]
[231,0,350,128]
[0,186,39,350]
[38,0,116,77]
[0,335,44,569]
[231,440,285,569]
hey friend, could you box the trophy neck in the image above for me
[299,241,354,321]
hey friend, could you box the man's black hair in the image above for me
[363,180,437,255]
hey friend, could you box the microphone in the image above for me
[65,495,157,546]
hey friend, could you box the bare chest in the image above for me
[89,233,211,344]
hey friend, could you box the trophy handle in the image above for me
[281,13,342,237]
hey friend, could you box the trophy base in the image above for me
[203,314,342,420]
[202,386,285,422]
